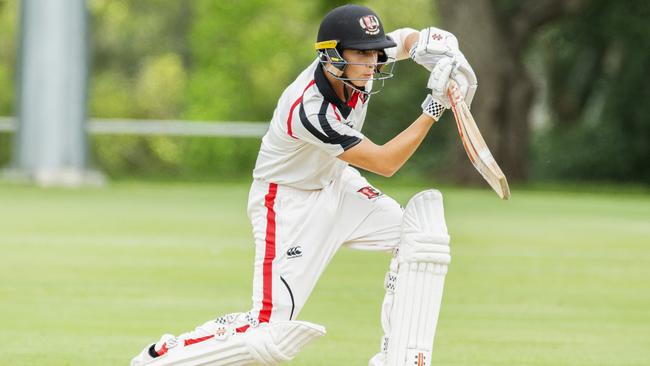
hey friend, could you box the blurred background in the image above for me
[1,0,648,187]
[1,1,649,365]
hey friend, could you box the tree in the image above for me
[435,0,588,183]
[535,0,650,183]
[0,0,18,166]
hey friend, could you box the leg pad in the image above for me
[385,190,451,366]
[131,313,326,366]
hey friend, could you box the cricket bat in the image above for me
[447,81,511,200]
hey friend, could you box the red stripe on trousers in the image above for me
[259,182,278,323]
[287,80,316,138]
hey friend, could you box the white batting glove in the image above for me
[421,57,454,121]
[411,27,478,107]
[409,27,460,72]
[427,55,478,107]
[451,55,478,107]
[427,57,454,109]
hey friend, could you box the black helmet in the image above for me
[315,4,396,95]
[315,4,397,52]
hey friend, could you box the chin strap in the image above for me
[320,58,391,96]
[324,62,344,77]
[323,62,370,97]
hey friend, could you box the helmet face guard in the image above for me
[316,41,395,96]
[315,5,398,96]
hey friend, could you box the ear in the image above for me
[324,62,344,77]
[376,50,388,72]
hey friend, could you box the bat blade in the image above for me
[447,82,511,200]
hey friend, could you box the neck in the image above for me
[323,67,350,102]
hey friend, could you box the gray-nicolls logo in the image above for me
[286,246,303,259]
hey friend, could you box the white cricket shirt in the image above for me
[253,30,410,190]
[252,59,370,190]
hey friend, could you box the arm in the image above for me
[338,113,435,177]
[403,32,419,56]
[386,28,420,61]
[339,28,469,177]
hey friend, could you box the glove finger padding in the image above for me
[451,56,478,107]
[427,57,454,108]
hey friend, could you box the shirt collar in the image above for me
[314,63,366,117]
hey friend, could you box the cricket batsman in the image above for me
[132,4,477,365]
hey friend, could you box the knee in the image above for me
[399,189,451,264]
[402,189,448,237]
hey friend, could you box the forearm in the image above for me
[379,113,435,175]
[403,31,419,55]
[387,28,419,60]
[339,114,435,177]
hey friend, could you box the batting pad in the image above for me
[387,190,451,366]
[246,321,326,365]
[143,334,253,366]
[140,320,325,366]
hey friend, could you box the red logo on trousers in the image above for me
[358,186,382,199]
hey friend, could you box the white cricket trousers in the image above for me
[247,167,403,323]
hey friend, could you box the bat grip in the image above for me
[446,80,462,107]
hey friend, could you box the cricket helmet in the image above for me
[315,4,397,94]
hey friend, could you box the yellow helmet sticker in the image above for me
[315,40,338,50]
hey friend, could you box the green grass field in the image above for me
[1,180,649,365]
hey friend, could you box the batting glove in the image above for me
[409,27,460,72]
[411,27,478,107]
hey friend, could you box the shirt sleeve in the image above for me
[385,27,418,61]
[291,98,364,156]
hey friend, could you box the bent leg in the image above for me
[366,190,451,366]
[247,174,393,323]
[387,190,451,366]
[247,180,353,323]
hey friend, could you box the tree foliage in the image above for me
[86,0,437,179]
[1,1,649,183]
[0,0,17,166]
[532,0,650,183]
[0,0,17,115]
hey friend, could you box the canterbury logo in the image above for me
[286,246,303,258]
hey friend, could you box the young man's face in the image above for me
[341,49,380,87]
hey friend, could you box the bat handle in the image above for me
[446,80,462,107]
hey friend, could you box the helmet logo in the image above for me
[359,15,380,35]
